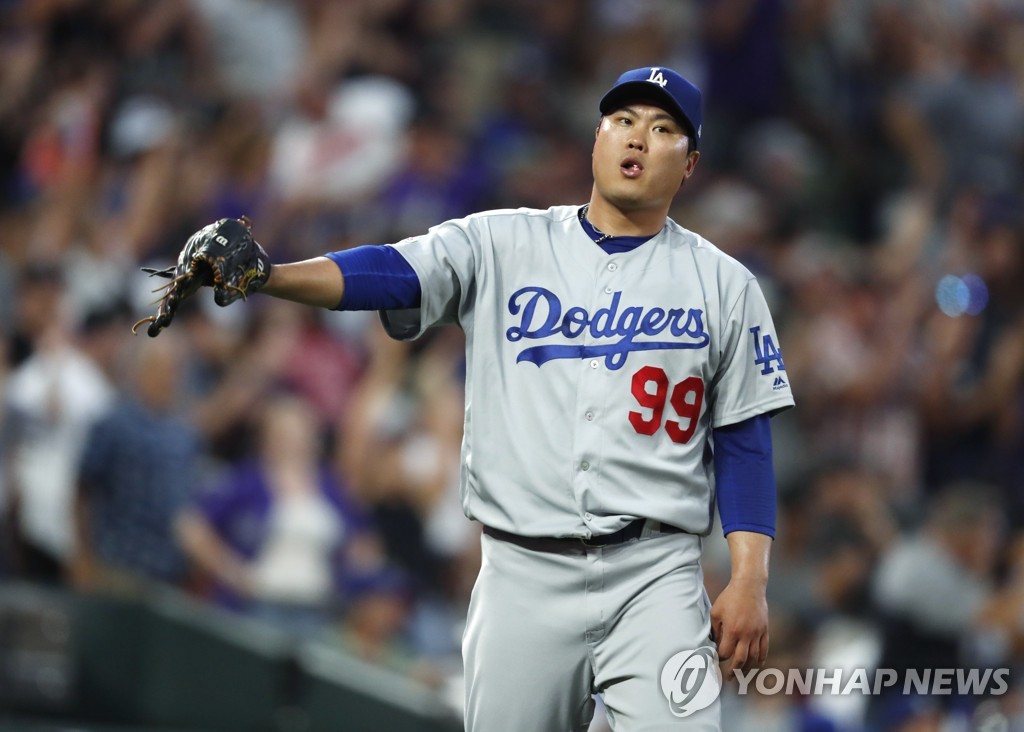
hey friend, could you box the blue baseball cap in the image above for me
[599,67,703,149]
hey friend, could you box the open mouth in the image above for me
[621,157,644,177]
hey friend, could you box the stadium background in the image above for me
[1,1,1023,730]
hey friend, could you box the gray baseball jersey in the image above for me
[381,205,794,539]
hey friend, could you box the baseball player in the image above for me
[144,66,793,730]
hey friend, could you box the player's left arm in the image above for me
[709,413,775,678]
[711,530,771,678]
[707,274,792,677]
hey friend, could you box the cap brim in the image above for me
[599,83,697,145]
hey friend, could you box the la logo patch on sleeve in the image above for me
[749,326,785,375]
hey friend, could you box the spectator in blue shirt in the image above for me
[73,332,200,589]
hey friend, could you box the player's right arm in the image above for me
[260,241,432,316]
[261,257,346,309]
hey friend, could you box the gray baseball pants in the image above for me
[463,524,721,731]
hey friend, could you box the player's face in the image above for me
[592,103,699,213]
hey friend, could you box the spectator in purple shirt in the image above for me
[175,393,381,637]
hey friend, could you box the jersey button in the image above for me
[604,287,613,294]
[607,262,618,272]
[584,512,593,521]
[585,411,594,421]
[590,359,599,369]
[580,461,590,471]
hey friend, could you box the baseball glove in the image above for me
[132,216,271,337]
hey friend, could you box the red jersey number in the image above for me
[628,366,704,444]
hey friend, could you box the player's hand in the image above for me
[710,576,769,679]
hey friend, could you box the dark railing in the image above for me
[0,583,462,732]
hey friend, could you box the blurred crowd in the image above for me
[1,0,1024,730]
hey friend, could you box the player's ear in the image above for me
[686,150,700,174]
[678,150,701,190]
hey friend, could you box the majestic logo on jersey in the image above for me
[750,325,786,375]
[506,287,709,371]
[647,67,668,87]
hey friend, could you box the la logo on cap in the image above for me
[646,68,668,88]
[598,66,703,149]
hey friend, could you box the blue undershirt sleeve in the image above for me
[713,414,777,538]
[324,246,422,311]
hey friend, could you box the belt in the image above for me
[482,519,683,550]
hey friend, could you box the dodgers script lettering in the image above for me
[506,287,710,370]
